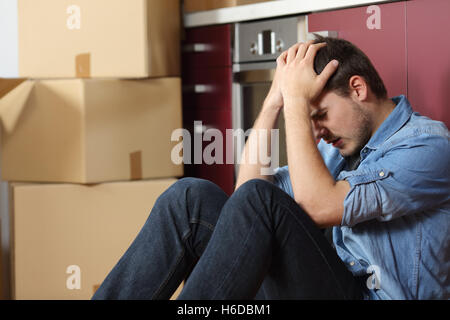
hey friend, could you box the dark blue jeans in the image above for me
[92,178,364,299]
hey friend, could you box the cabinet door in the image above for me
[406,0,450,127]
[308,1,407,99]
[183,107,235,195]
[182,24,232,68]
[182,67,232,110]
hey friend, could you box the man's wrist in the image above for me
[262,96,283,113]
[283,96,310,115]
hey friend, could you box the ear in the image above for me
[348,75,368,101]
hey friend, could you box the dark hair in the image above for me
[313,35,387,100]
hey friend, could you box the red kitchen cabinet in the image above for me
[183,107,235,195]
[308,1,407,99]
[182,67,232,110]
[406,0,450,127]
[182,24,232,68]
[182,24,235,195]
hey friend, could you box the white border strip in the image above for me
[184,0,397,27]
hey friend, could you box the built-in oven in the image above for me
[231,15,336,174]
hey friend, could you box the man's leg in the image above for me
[92,177,229,300]
[178,179,364,299]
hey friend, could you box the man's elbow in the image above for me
[296,200,342,228]
[312,211,342,228]
[294,181,348,228]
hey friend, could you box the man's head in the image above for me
[313,35,387,99]
[310,35,391,157]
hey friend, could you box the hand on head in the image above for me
[277,40,339,107]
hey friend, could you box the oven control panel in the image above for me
[234,16,305,63]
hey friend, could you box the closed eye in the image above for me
[312,111,327,121]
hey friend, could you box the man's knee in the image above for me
[223,179,278,230]
[230,179,279,210]
[157,177,224,205]
[174,177,223,196]
[234,178,276,197]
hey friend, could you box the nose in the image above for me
[312,120,328,140]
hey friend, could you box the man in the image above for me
[93,36,449,300]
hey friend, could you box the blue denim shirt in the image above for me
[273,95,450,299]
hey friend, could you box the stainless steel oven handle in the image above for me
[233,69,276,84]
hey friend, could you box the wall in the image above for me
[0,0,18,77]
[0,0,17,300]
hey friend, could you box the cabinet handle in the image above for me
[182,43,214,53]
[307,31,338,40]
[183,84,215,93]
[194,84,214,93]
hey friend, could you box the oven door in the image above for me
[232,62,288,175]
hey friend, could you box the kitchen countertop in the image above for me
[183,0,397,27]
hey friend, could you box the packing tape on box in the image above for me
[130,151,143,180]
[75,53,91,78]
[93,284,100,294]
[0,79,35,133]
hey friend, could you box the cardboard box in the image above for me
[9,178,178,299]
[0,77,183,183]
[184,0,271,12]
[184,0,209,12]
[18,0,180,78]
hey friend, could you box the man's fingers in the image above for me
[305,42,327,62]
[316,59,339,89]
[286,42,302,64]
[286,45,297,64]
[296,40,315,60]
[277,50,288,65]
[285,41,321,64]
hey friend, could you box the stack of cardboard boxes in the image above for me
[0,0,183,299]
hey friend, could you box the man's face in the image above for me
[311,90,373,157]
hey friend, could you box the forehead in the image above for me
[310,91,353,119]
[317,90,342,107]
[310,91,338,114]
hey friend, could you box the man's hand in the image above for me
[278,41,339,107]
[263,51,287,110]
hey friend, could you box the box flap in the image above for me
[0,78,35,133]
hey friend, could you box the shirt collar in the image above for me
[365,95,413,150]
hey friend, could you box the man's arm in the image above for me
[279,41,349,228]
[283,100,349,227]
[234,101,282,190]
[235,52,288,190]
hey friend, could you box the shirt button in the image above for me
[349,261,355,266]
[379,171,385,177]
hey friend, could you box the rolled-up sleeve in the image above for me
[339,133,450,227]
